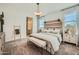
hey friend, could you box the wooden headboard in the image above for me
[44,19,62,29]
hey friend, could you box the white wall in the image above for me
[0,3,35,42]
[44,12,63,21]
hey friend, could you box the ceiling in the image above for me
[0,3,77,16]
[36,3,77,15]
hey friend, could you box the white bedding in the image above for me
[29,32,62,53]
[45,33,62,43]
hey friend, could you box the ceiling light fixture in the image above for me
[34,3,43,16]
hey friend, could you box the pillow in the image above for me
[49,29,61,34]
[41,29,53,33]
[41,28,61,34]
[41,29,48,33]
[54,29,60,33]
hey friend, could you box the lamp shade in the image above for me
[34,11,43,16]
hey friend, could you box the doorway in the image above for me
[26,17,32,36]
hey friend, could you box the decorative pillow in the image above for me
[41,28,61,34]
[54,29,61,33]
[41,29,48,33]
[49,29,61,34]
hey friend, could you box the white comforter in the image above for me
[30,33,62,52]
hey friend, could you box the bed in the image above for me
[28,19,62,54]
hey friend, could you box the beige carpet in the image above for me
[3,39,79,55]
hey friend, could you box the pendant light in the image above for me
[34,3,43,16]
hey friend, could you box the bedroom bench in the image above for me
[28,37,46,48]
[28,37,47,54]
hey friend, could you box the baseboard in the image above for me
[5,38,27,44]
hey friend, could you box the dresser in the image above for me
[63,18,78,45]
[0,32,5,54]
[63,32,78,45]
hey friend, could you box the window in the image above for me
[64,12,77,22]
[39,17,44,29]
[64,11,77,34]
[39,19,44,28]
